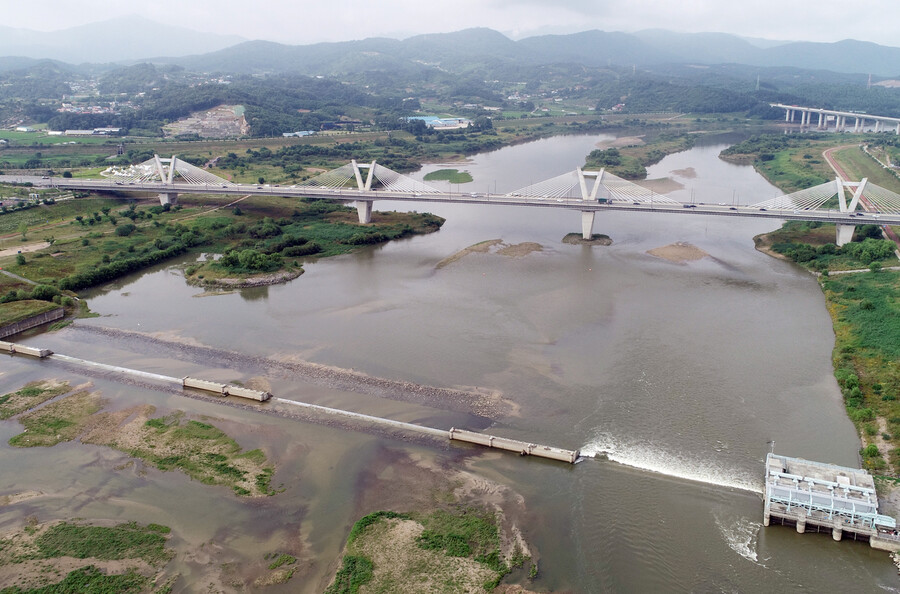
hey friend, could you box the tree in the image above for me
[16,254,25,266]
[870,261,882,273]
[472,116,493,131]
[18,222,27,240]
[30,284,59,301]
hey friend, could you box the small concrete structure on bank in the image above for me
[764,453,900,551]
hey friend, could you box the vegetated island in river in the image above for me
[729,134,900,482]
[423,168,474,184]
[0,194,445,324]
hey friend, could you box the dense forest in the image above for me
[1,45,899,138]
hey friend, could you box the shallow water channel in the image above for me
[2,132,898,591]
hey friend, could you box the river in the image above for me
[2,131,897,592]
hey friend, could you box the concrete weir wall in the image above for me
[0,340,52,358]
[4,340,580,464]
[450,427,580,463]
[0,308,64,339]
[182,377,271,402]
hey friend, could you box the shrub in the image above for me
[862,444,880,458]
[115,223,137,237]
[30,284,60,301]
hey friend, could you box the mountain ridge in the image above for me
[0,19,898,77]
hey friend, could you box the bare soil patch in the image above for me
[670,166,698,178]
[595,135,645,149]
[0,241,49,258]
[0,490,44,506]
[647,242,710,263]
[437,240,542,269]
[636,177,685,193]
[436,239,502,269]
[497,242,542,257]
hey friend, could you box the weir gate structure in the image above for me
[24,155,900,246]
[764,453,900,551]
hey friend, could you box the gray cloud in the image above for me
[5,0,900,48]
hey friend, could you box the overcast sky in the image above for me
[7,0,900,47]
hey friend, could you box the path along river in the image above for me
[2,132,897,592]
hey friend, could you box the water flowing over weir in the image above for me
[581,436,764,494]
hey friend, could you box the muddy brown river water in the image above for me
[2,132,898,592]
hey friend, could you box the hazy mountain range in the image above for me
[0,16,245,64]
[1,17,899,78]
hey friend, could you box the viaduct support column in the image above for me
[356,200,373,224]
[158,192,178,206]
[785,109,791,122]
[832,526,843,541]
[796,517,806,534]
[817,112,823,129]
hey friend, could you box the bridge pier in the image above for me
[158,192,178,206]
[836,224,856,246]
[581,211,595,240]
[356,200,372,224]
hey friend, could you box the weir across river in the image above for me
[0,339,580,464]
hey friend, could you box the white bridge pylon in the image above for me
[101,155,233,205]
[750,177,900,245]
[300,159,441,223]
[508,168,679,238]
[101,155,233,187]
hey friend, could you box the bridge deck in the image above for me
[18,176,900,226]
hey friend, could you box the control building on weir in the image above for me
[764,453,900,551]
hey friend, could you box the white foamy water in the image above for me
[714,515,761,564]
[581,433,763,494]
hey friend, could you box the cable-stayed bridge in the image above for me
[21,155,900,246]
